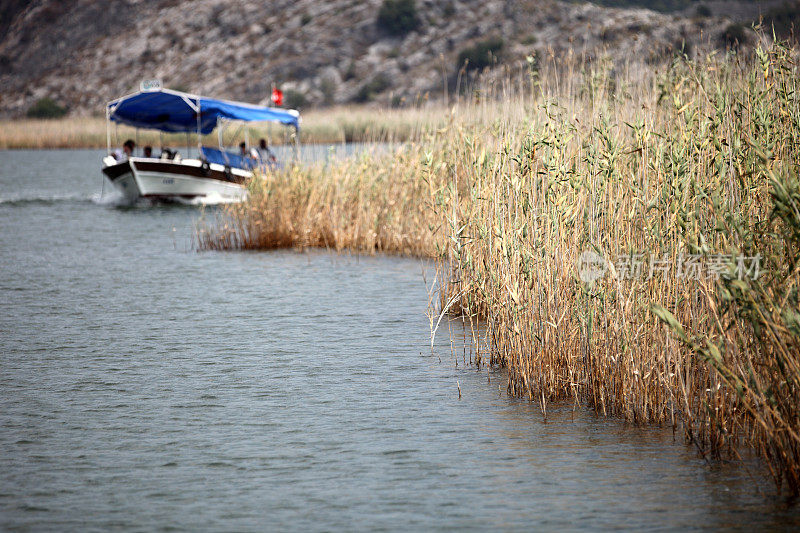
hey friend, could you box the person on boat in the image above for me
[253,138,277,167]
[143,146,153,158]
[238,142,258,169]
[112,139,135,161]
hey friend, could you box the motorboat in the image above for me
[102,84,300,204]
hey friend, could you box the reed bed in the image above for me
[433,42,800,494]
[0,105,449,149]
[201,42,800,495]
[195,144,443,256]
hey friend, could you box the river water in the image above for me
[1,149,798,531]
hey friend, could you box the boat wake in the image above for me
[174,192,245,206]
[0,193,103,207]
[0,191,240,208]
[93,190,127,206]
[98,192,239,208]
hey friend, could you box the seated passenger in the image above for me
[143,146,153,158]
[253,138,277,166]
[112,139,135,161]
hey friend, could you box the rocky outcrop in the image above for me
[0,0,771,117]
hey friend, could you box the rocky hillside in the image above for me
[0,0,788,117]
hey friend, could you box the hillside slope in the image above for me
[0,0,782,117]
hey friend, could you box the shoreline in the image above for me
[0,140,386,151]
[0,106,446,150]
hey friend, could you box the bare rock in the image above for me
[0,0,775,116]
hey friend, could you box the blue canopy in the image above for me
[107,89,300,134]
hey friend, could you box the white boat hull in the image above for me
[102,157,250,204]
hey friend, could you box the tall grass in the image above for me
[195,144,443,256]
[433,42,800,494]
[0,106,449,149]
[201,42,800,495]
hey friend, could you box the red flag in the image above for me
[271,87,283,107]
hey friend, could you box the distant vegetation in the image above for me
[0,0,28,41]
[695,4,711,17]
[355,74,391,103]
[763,2,800,38]
[457,37,504,71]
[590,0,798,32]
[282,89,308,110]
[586,0,695,12]
[26,97,67,119]
[377,0,420,35]
[721,23,748,48]
[0,107,447,149]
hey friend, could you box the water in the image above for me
[1,149,798,531]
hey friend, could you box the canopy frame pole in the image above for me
[293,126,300,163]
[217,118,231,166]
[105,107,111,154]
[196,97,202,157]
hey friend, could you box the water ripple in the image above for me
[0,149,798,531]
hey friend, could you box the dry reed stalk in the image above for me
[196,145,444,257]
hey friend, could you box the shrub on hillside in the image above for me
[319,76,338,106]
[588,0,692,12]
[26,97,67,119]
[720,23,748,48]
[355,74,391,103]
[377,0,420,36]
[763,3,799,38]
[457,37,504,72]
[283,89,308,110]
[695,4,711,17]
